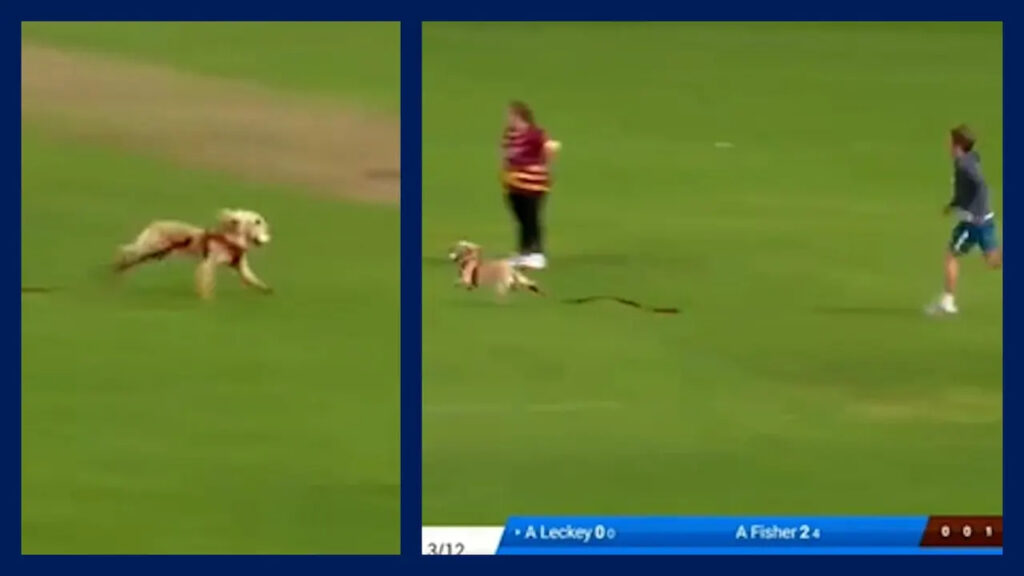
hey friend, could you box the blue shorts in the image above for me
[949,220,999,256]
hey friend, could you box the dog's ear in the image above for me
[455,240,480,253]
[218,209,241,232]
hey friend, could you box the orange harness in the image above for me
[152,231,245,267]
[459,259,480,287]
[198,231,246,267]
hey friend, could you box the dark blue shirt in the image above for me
[949,151,992,222]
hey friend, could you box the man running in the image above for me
[927,124,1001,315]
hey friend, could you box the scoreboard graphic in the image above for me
[423,516,1003,555]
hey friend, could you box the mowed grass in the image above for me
[422,22,1002,522]
[21,23,398,553]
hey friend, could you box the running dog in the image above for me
[448,240,542,297]
[114,208,273,300]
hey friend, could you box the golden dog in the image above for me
[448,240,541,298]
[114,208,273,300]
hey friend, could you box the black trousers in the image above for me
[506,191,545,254]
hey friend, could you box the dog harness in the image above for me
[200,231,246,267]
[459,259,479,287]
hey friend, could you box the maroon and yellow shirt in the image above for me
[502,125,551,194]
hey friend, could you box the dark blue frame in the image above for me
[10,2,1013,573]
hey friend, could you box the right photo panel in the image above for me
[422,22,1002,555]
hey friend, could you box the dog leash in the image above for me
[513,276,678,315]
[560,295,680,315]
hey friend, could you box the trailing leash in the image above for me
[22,286,57,294]
[516,276,678,315]
[560,295,680,315]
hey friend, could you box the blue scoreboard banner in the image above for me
[491,516,1003,555]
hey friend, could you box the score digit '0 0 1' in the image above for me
[921,516,1002,547]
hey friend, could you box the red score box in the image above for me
[920,516,1002,547]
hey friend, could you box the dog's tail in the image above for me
[562,295,679,314]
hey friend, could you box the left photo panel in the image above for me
[21,22,400,554]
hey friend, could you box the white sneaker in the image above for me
[521,253,547,270]
[926,294,958,315]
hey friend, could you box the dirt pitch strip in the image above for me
[21,43,400,204]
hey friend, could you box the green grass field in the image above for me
[22,22,399,554]
[422,22,1003,523]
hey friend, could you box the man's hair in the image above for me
[509,100,535,126]
[951,124,977,152]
